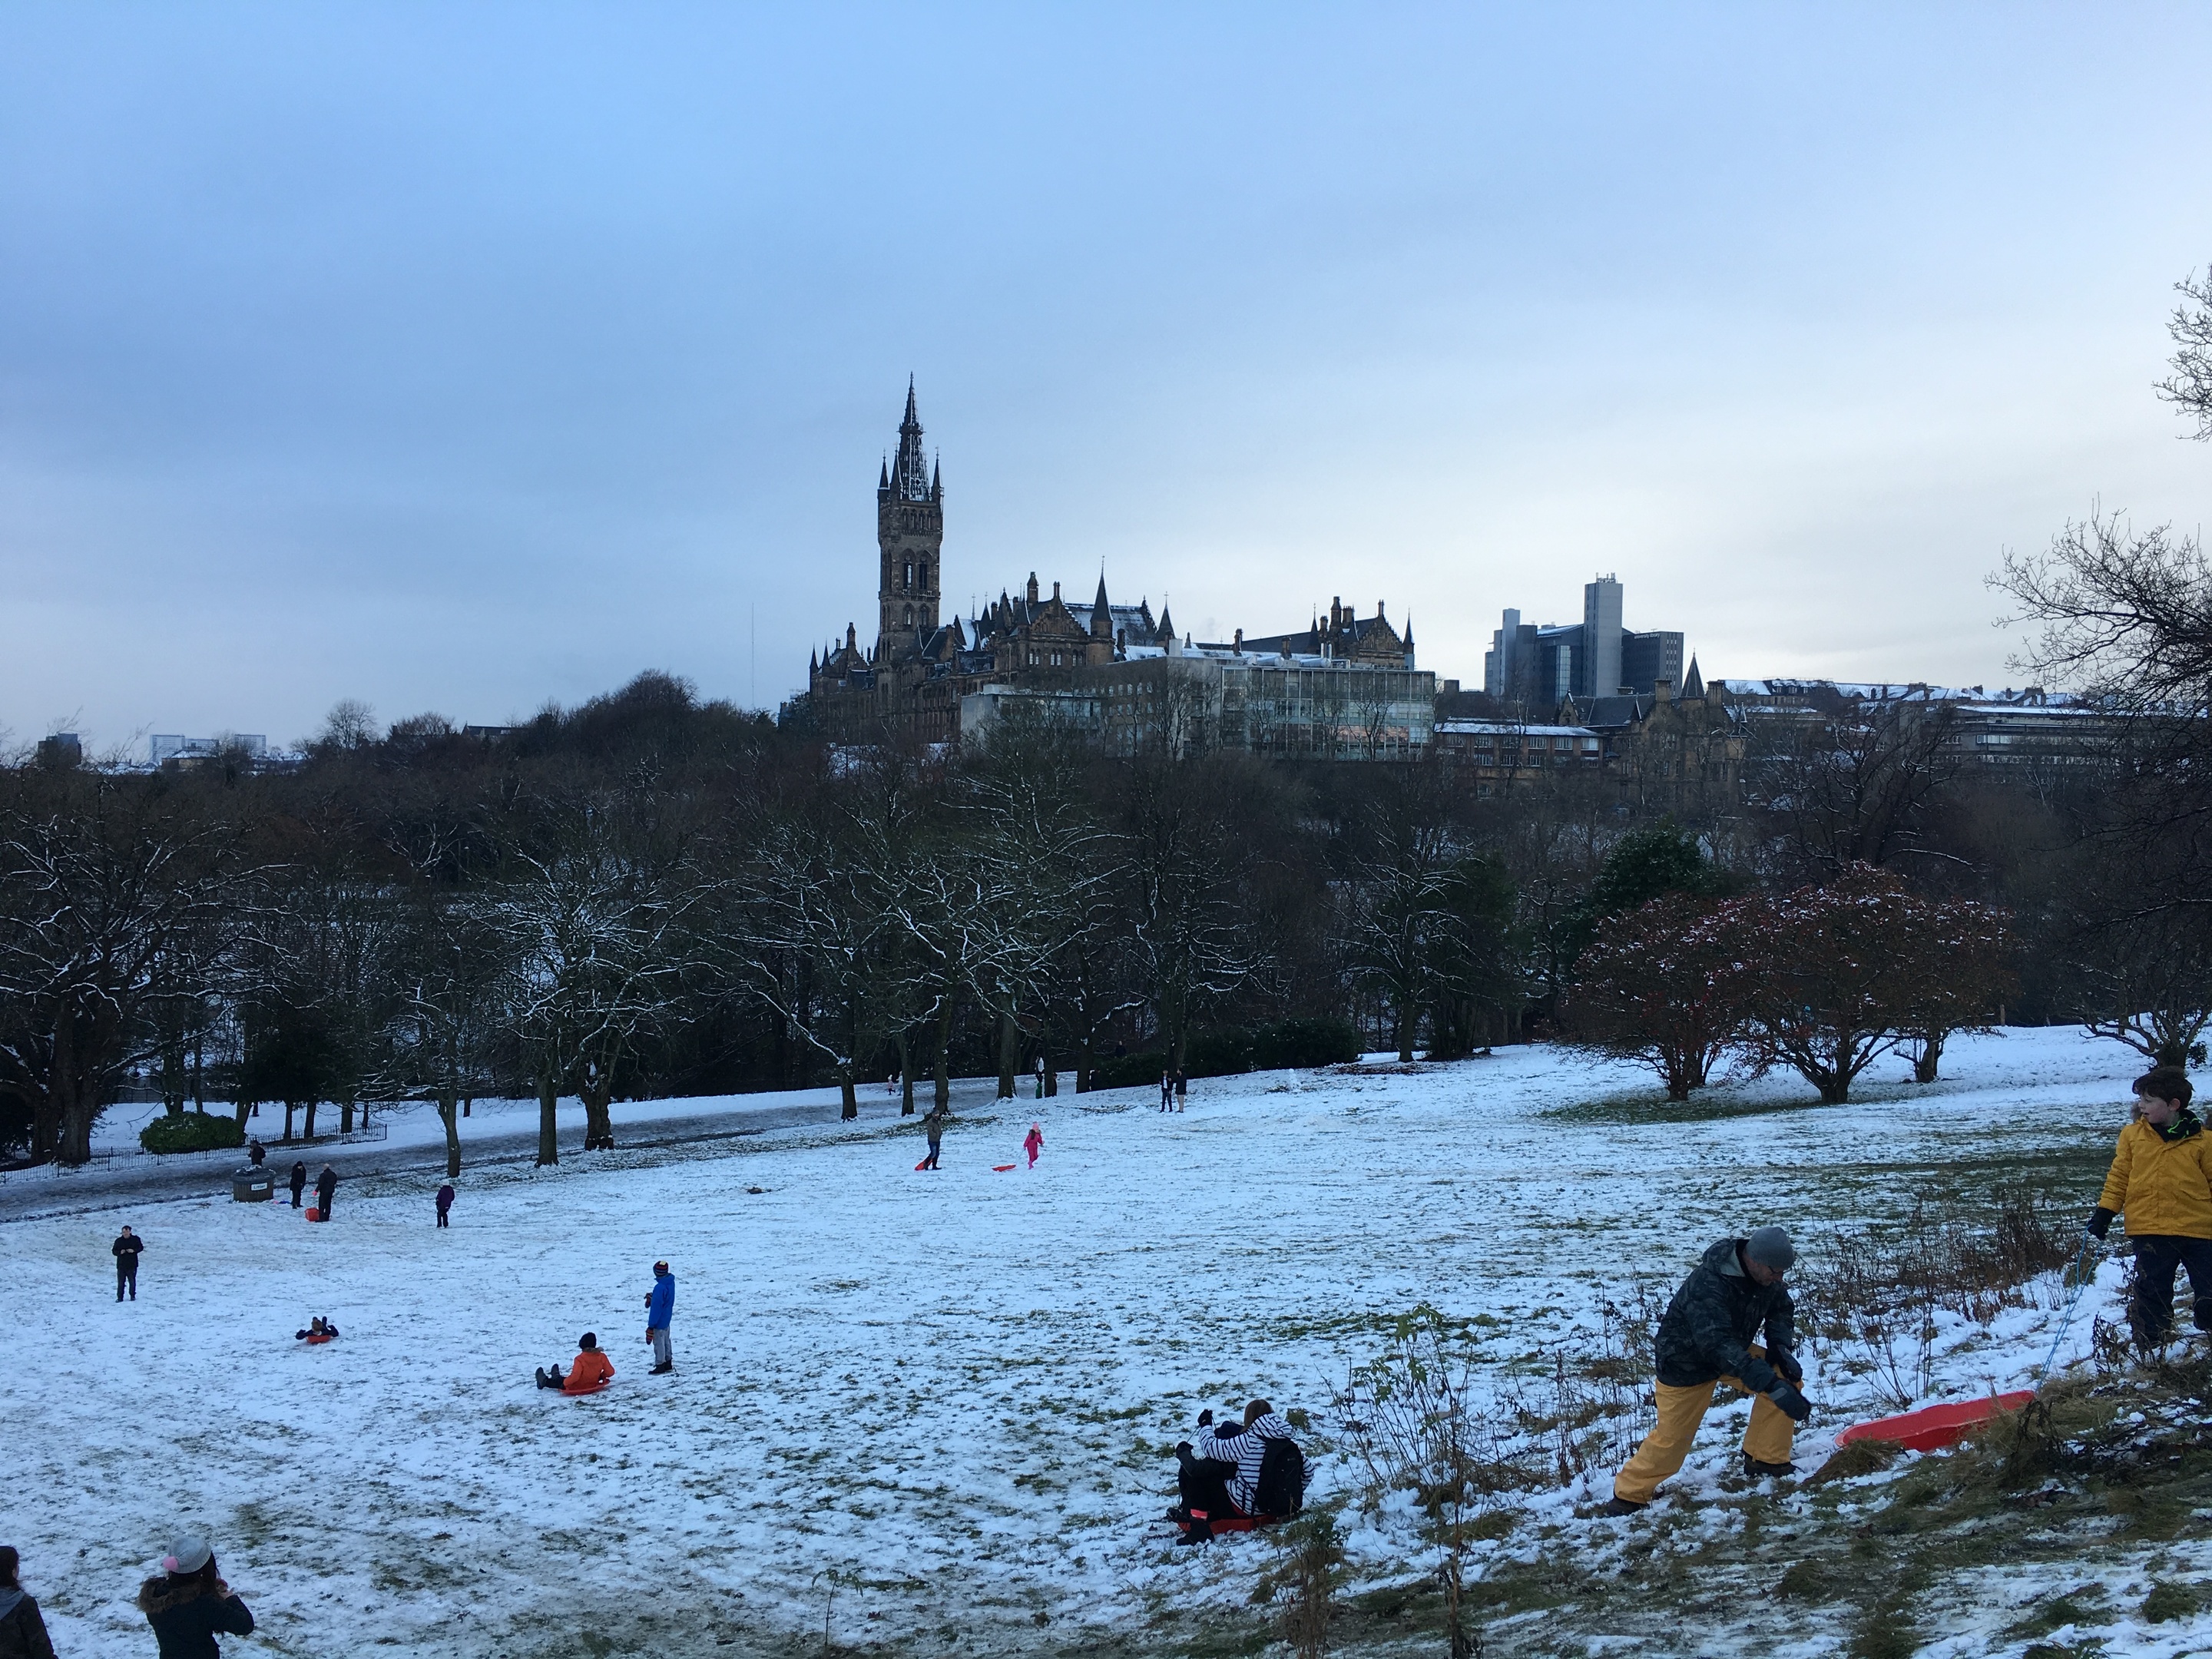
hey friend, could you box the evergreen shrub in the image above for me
[139,1111,245,1154]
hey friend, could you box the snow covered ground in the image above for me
[5,1027,2197,1657]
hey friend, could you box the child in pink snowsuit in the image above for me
[1024,1123,1044,1169]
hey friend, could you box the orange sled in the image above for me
[1836,1390,2037,1455]
[1173,1509,1283,1541]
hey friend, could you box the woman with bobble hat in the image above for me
[138,1535,253,1657]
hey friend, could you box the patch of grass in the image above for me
[1803,1438,1903,1488]
[2004,1584,2108,1640]
[2141,1578,2201,1622]
[1543,1089,1825,1126]
[2022,1642,2107,1659]
[1847,1598,1923,1659]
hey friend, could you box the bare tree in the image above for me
[1747,693,1962,879]
[2156,264,2212,440]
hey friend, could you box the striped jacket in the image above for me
[1191,1414,1296,1513]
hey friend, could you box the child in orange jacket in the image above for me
[536,1333,616,1394]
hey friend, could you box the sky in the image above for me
[3,4,2210,757]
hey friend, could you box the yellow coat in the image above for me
[2098,1117,2212,1240]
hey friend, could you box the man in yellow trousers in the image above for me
[1599,1227,1812,1516]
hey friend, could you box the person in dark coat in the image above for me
[138,1536,253,1659]
[435,1183,455,1227]
[919,1107,947,1170]
[0,1546,57,1659]
[1599,1228,1811,1515]
[314,1164,337,1218]
[114,1225,144,1301]
[1173,1069,1187,1108]
[287,1161,306,1209]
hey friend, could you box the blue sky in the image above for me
[3,4,2209,753]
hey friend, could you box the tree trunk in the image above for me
[1043,1039,1058,1097]
[897,1031,916,1116]
[339,1098,355,1134]
[537,1071,560,1166]
[932,997,955,1108]
[463,1097,472,1118]
[996,1003,1018,1101]
[303,1099,318,1140]
[438,1091,462,1179]
[282,1101,296,1142]
[1913,1030,1945,1084]
[232,1098,251,1131]
[582,1079,615,1149]
[1396,1005,1416,1064]
[839,1066,859,1120]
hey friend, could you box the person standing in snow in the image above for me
[138,1536,253,1659]
[435,1183,455,1227]
[0,1545,57,1659]
[920,1106,947,1170]
[1024,1122,1044,1169]
[1159,1071,1172,1111]
[113,1225,144,1302]
[287,1161,306,1209]
[1598,1227,1811,1516]
[644,1261,675,1373]
[313,1164,336,1219]
[2088,1065,2212,1352]
[247,1137,266,1168]
[1173,1069,1187,1109]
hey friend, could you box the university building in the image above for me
[795,385,1435,757]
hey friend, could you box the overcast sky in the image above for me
[3,5,2209,755]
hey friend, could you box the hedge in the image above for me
[1084,1018,1359,1091]
[140,1111,245,1154]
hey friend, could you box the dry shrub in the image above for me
[1260,1508,1347,1659]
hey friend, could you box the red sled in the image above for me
[992,1164,1016,1172]
[303,1333,333,1345]
[305,1207,325,1222]
[915,1160,929,1171]
[1836,1390,2037,1455]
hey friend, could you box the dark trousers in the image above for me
[922,1144,940,1169]
[290,1187,304,1208]
[436,1208,449,1227]
[317,1190,335,1217]
[116,1260,137,1300]
[2131,1234,2212,1347]
[1176,1452,1239,1517]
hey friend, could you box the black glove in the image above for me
[2086,1207,2114,1242]
[1767,1382,1812,1423]
[1197,1409,1214,1428]
[1770,1349,1803,1386]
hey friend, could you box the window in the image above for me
[903,561,913,591]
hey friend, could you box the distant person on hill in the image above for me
[287,1161,306,1209]
[0,1545,57,1659]
[246,1137,266,1168]
[537,1333,614,1394]
[113,1225,144,1302]
[1170,1401,1306,1542]
[1600,1227,1809,1516]
[138,1535,253,1659]
[1024,1122,1044,1169]
[1174,1069,1187,1109]
[294,1317,339,1344]
[314,1164,337,1219]
[1159,1071,1172,1112]
[435,1183,455,1227]
[919,1106,947,1170]
[644,1261,676,1374]
[2088,1065,2212,1353]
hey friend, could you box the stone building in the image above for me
[797,385,1435,756]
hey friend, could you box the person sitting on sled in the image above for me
[294,1316,339,1343]
[536,1332,615,1394]
[1598,1226,1811,1516]
[1171,1399,1302,1540]
[2088,1065,2212,1353]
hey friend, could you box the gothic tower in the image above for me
[877,378,943,651]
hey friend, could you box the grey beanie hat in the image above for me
[163,1537,212,1575]
[1744,1227,1796,1270]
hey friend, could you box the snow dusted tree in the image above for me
[2073,899,2212,1070]
[385,830,507,1179]
[0,772,248,1164]
[1747,694,1962,881]
[1742,866,2014,1103]
[489,791,699,1162]
[2156,263,2212,440]
[1564,893,1760,1100]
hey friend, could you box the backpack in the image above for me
[1252,1435,1306,1518]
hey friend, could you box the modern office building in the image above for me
[1481,575,1684,707]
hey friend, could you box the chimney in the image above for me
[1026,573,1039,604]
[1051,581,1061,602]
[1233,628,1243,654]
[1654,679,1674,703]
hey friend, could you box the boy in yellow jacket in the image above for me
[2088,1065,2212,1353]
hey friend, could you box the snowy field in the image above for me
[5,1028,2194,1657]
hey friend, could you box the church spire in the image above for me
[889,377,931,502]
[1091,572,1111,639]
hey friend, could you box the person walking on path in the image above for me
[313,1164,337,1220]
[644,1261,676,1373]
[138,1535,253,1659]
[1024,1122,1044,1169]
[0,1545,57,1659]
[113,1225,144,1302]
[920,1106,947,1170]
[435,1183,455,1227]
[1598,1227,1811,1516]
[2088,1065,2212,1353]
[287,1161,306,1210]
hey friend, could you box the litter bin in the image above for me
[231,1165,274,1204]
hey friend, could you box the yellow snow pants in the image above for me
[1612,1345,1796,1504]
